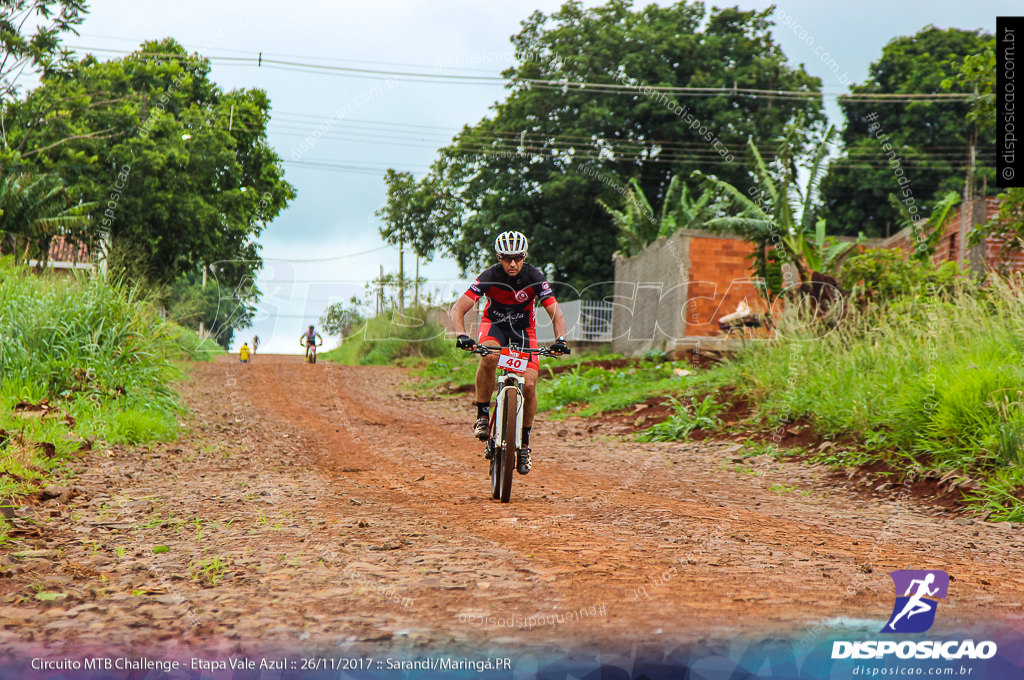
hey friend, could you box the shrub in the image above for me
[839,248,965,305]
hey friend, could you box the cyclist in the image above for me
[300,325,322,361]
[450,230,569,475]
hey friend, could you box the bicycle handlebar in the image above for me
[467,344,570,358]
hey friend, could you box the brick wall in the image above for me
[882,197,1009,271]
[683,234,764,336]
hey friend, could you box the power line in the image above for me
[77,33,507,75]
[65,45,979,102]
[68,46,505,84]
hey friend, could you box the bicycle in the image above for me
[301,338,322,363]
[467,343,569,503]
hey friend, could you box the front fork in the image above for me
[491,373,525,453]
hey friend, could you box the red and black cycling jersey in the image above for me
[464,263,556,332]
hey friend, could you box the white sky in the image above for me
[65,0,1013,353]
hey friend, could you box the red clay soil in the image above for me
[1,355,1023,661]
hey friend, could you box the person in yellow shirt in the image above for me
[239,343,250,364]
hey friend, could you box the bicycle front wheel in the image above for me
[499,388,518,503]
[489,440,500,499]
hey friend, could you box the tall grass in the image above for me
[0,264,181,414]
[0,259,191,537]
[688,277,1024,519]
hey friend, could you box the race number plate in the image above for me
[497,348,528,374]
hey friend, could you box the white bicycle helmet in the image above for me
[494,230,529,256]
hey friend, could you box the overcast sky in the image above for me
[68,0,1013,353]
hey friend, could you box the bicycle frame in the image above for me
[301,338,323,362]
[492,370,525,454]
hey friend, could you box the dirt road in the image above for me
[2,354,1023,660]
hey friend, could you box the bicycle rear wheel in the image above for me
[499,388,517,503]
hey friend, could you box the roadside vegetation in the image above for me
[0,260,214,541]
[321,307,449,366]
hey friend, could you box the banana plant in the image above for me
[697,123,850,294]
[599,175,717,258]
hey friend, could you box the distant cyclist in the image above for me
[300,325,322,361]
[449,230,568,475]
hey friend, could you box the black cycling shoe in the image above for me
[516,447,532,475]
[474,417,489,441]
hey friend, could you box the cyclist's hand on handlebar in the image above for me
[549,339,570,355]
[456,334,476,350]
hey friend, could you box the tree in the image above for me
[942,40,995,137]
[375,169,440,260]
[0,0,87,101]
[375,168,443,312]
[0,171,91,266]
[399,0,824,292]
[365,270,428,315]
[820,26,995,238]
[319,296,364,337]
[3,39,295,287]
[162,261,261,349]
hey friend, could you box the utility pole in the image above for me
[398,238,405,316]
[415,256,420,309]
[377,264,384,316]
[199,264,207,338]
[959,127,975,268]
[960,115,986,275]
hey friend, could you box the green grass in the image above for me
[538,357,695,418]
[0,259,192,539]
[414,342,481,390]
[637,395,724,442]
[322,308,448,366]
[165,323,225,362]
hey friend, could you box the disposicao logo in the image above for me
[831,569,998,661]
[882,569,948,633]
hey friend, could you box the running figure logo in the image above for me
[881,570,949,633]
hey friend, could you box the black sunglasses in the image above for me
[498,254,524,263]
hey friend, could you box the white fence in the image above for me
[535,299,613,344]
